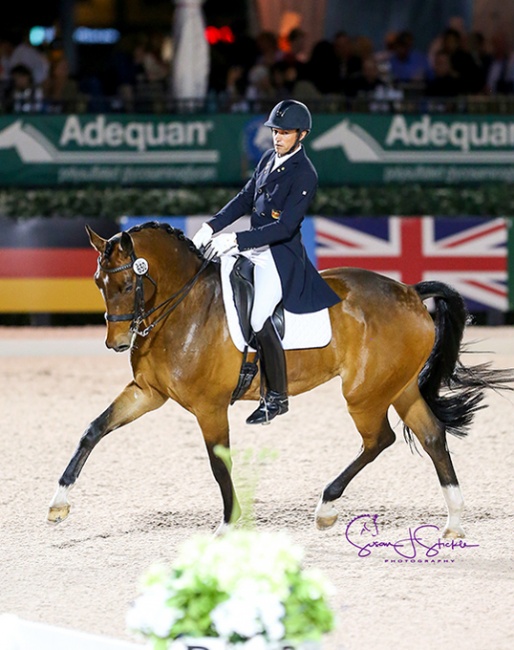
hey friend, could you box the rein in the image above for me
[99,249,210,338]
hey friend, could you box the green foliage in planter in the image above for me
[0,185,512,218]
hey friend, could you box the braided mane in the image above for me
[104,220,203,261]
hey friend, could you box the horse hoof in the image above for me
[47,504,70,524]
[442,526,465,539]
[315,500,339,530]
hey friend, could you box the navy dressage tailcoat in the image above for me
[207,147,341,314]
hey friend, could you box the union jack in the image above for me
[314,216,508,311]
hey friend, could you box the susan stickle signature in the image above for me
[344,514,479,559]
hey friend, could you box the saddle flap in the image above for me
[229,256,256,347]
[229,255,285,346]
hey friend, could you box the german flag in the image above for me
[0,217,119,313]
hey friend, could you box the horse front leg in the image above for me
[48,381,167,524]
[196,409,241,535]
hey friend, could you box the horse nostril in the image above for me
[105,340,130,352]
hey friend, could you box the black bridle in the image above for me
[99,248,210,338]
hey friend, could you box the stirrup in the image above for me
[246,391,289,425]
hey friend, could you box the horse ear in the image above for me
[86,225,107,254]
[119,231,134,257]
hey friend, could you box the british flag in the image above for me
[314,216,508,311]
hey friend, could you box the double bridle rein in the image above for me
[99,247,209,338]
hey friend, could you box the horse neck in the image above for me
[138,232,217,321]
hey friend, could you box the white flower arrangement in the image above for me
[127,529,335,650]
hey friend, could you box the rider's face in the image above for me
[271,128,305,156]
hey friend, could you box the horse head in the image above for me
[86,222,206,352]
[87,225,155,351]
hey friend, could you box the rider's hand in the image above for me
[192,223,213,250]
[208,233,239,258]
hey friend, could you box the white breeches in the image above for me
[240,247,282,332]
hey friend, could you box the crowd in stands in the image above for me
[213,22,514,114]
[1,18,514,115]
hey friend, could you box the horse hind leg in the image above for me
[393,384,465,539]
[315,409,396,530]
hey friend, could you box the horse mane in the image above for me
[104,221,204,261]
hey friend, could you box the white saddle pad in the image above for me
[220,256,332,352]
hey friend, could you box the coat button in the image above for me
[257,188,263,194]
[260,212,265,216]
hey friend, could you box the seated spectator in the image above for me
[374,31,397,84]
[5,63,45,112]
[332,31,363,91]
[468,31,492,93]
[245,63,276,108]
[255,31,282,68]
[305,39,341,94]
[270,60,301,100]
[44,55,85,113]
[425,50,462,97]
[8,30,49,87]
[283,27,309,65]
[223,64,246,103]
[389,30,431,84]
[346,55,382,95]
[486,31,514,95]
[440,27,481,94]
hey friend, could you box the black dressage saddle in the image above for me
[228,255,285,403]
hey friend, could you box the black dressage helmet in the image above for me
[264,99,312,133]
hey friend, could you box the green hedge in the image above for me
[1,185,513,218]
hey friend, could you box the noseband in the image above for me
[99,247,209,338]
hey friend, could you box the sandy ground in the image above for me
[0,325,513,650]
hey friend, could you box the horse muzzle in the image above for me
[104,329,132,353]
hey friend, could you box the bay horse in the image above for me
[48,221,512,538]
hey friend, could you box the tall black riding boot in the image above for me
[246,318,289,425]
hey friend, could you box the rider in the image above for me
[193,99,341,425]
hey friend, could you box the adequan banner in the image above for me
[308,114,514,185]
[0,114,251,187]
[3,113,514,187]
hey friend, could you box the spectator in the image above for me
[281,28,309,82]
[304,39,341,94]
[428,15,468,68]
[0,36,14,82]
[425,50,462,97]
[486,31,514,95]
[283,27,309,65]
[346,55,387,97]
[223,64,246,104]
[226,18,259,74]
[374,31,397,84]
[255,31,282,68]
[440,27,481,93]
[467,32,492,93]
[5,63,45,112]
[389,30,431,85]
[44,55,84,113]
[332,31,364,93]
[245,63,275,107]
[8,30,49,87]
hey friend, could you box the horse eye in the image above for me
[124,283,134,294]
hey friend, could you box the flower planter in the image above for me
[168,640,321,650]
[127,530,334,650]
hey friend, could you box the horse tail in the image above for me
[412,280,514,439]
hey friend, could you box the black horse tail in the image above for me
[412,280,514,439]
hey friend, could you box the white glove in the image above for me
[209,233,239,257]
[192,223,213,249]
